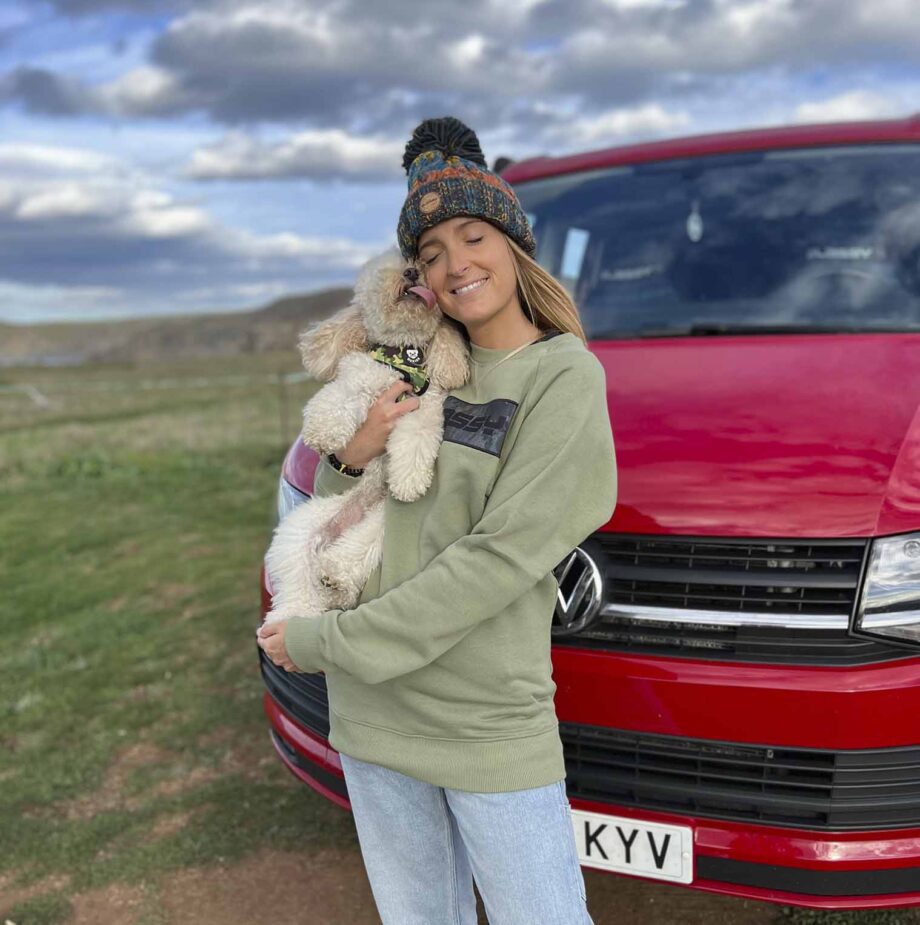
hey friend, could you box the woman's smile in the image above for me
[450,276,489,298]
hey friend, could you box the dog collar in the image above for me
[368,343,430,397]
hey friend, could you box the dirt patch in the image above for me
[185,543,220,559]
[582,867,775,925]
[2,728,780,925]
[69,880,149,924]
[173,600,209,622]
[147,763,221,799]
[112,537,143,557]
[2,845,780,925]
[104,593,130,613]
[195,727,235,749]
[140,809,195,844]
[50,742,178,821]
[45,734,271,823]
[155,845,381,925]
[0,870,72,915]
[155,582,197,605]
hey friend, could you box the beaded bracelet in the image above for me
[327,452,365,477]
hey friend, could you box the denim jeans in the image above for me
[339,752,594,925]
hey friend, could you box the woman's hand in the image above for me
[337,379,419,468]
[256,620,299,672]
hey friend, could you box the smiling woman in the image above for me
[417,215,536,349]
[266,116,617,925]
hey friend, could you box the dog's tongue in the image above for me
[408,285,437,310]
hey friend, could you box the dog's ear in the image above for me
[426,321,471,391]
[298,304,369,381]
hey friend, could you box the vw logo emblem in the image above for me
[551,547,603,637]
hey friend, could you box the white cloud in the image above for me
[0,136,387,321]
[0,143,118,175]
[225,227,382,267]
[537,103,692,152]
[119,201,212,237]
[98,65,188,115]
[15,182,113,219]
[599,0,687,8]
[570,103,692,144]
[447,34,487,69]
[717,0,797,40]
[793,90,906,124]
[183,128,403,181]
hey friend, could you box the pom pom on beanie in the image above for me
[396,116,536,260]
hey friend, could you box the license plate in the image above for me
[569,808,694,884]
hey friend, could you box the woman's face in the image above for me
[417,216,521,335]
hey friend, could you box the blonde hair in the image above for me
[505,235,587,343]
[435,227,588,351]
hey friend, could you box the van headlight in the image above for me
[852,532,920,649]
[276,478,310,524]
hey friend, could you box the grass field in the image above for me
[0,353,366,923]
[1,353,918,924]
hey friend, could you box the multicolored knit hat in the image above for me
[397,116,536,261]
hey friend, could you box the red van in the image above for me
[258,112,920,910]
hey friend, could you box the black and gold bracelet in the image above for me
[327,452,365,477]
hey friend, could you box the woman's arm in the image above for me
[311,451,364,498]
[283,351,617,684]
[307,378,418,498]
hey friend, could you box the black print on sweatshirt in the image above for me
[442,396,519,458]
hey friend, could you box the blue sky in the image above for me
[1,0,918,323]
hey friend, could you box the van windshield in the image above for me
[515,144,920,339]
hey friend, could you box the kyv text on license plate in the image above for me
[570,809,693,884]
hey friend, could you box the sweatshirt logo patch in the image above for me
[442,396,519,457]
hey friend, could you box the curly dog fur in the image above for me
[263,246,470,626]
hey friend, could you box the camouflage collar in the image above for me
[368,342,430,397]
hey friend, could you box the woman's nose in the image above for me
[403,267,419,283]
[447,254,470,277]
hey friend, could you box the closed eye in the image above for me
[421,237,483,266]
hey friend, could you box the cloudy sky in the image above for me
[1,0,918,323]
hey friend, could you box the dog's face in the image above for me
[354,247,442,345]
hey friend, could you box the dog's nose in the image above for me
[403,267,419,283]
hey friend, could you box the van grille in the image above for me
[259,648,920,833]
[553,535,911,665]
[560,723,920,831]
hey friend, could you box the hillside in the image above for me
[0,287,353,367]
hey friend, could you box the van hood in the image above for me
[594,333,920,537]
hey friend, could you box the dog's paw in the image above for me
[319,572,346,591]
[386,461,434,502]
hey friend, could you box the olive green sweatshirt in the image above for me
[282,330,617,792]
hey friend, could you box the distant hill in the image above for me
[0,287,353,367]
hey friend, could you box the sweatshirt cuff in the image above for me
[313,453,364,497]
[284,610,342,673]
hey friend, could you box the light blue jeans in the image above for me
[339,753,594,925]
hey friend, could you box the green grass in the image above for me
[0,354,359,921]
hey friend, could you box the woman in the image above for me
[258,116,617,925]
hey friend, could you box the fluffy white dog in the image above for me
[262,246,470,626]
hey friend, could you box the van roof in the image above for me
[501,111,920,185]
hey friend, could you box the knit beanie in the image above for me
[397,116,536,261]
